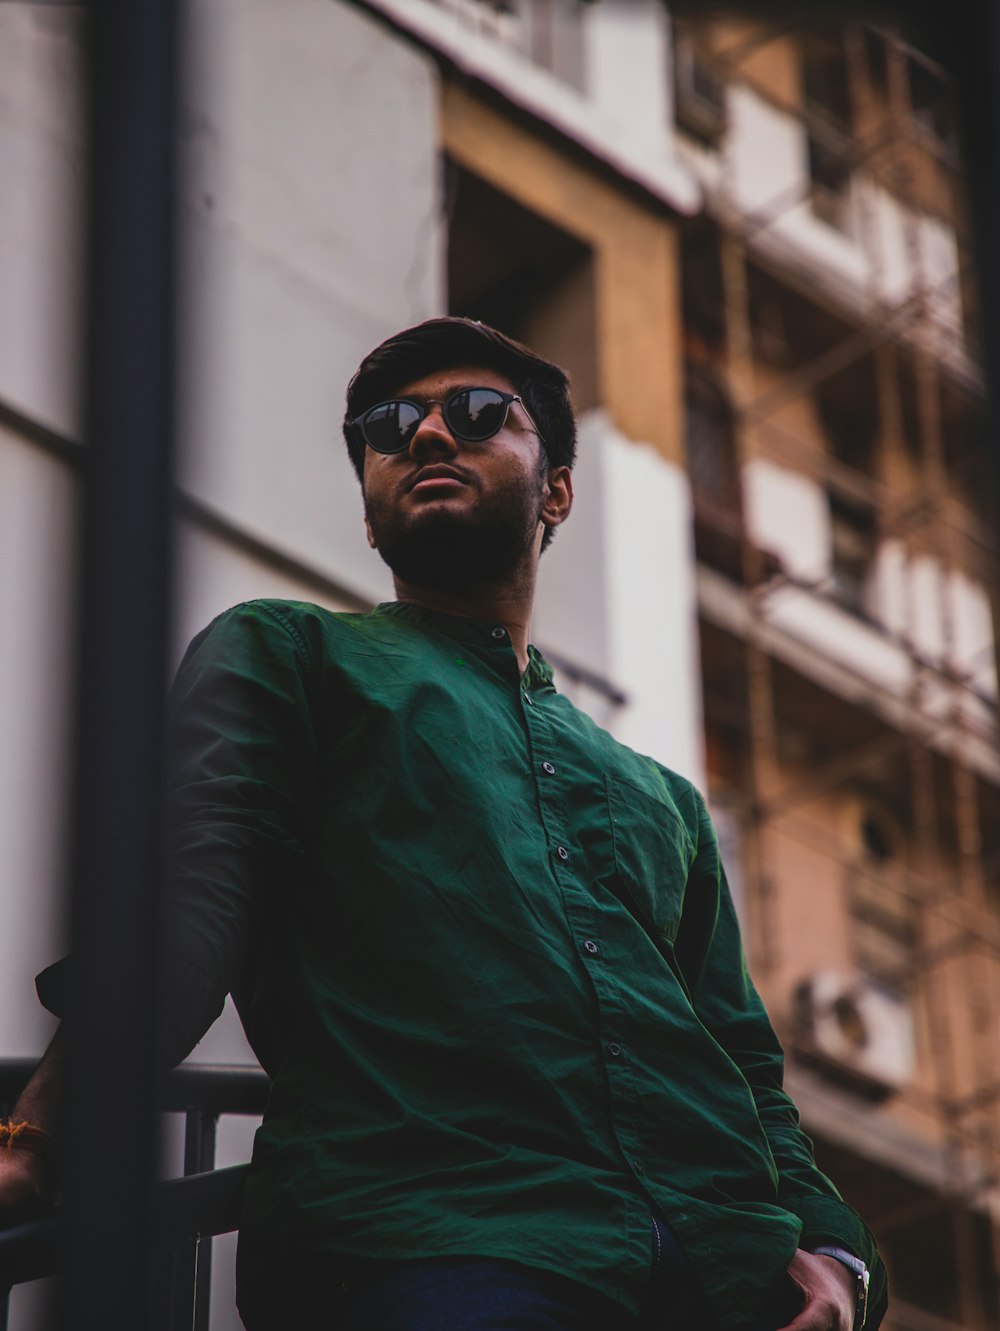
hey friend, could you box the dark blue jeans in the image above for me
[236,1223,800,1331]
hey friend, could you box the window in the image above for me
[672,21,726,147]
[814,356,879,478]
[801,32,855,233]
[807,127,855,233]
[828,492,876,617]
[446,162,599,411]
[907,54,957,160]
[801,31,852,130]
[847,800,917,993]
[685,361,738,517]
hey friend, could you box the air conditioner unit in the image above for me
[843,793,903,868]
[791,970,915,1100]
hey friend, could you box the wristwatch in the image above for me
[811,1245,869,1331]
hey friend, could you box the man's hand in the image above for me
[777,1249,857,1331]
[0,1149,51,1226]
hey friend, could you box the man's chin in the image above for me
[372,515,527,591]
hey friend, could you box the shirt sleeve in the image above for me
[157,600,320,1069]
[674,789,888,1327]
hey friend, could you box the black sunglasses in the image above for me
[351,386,539,455]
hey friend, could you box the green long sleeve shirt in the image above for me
[157,598,886,1326]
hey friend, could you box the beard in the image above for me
[365,470,545,592]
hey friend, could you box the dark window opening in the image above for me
[446,162,599,412]
[745,263,855,376]
[672,21,726,147]
[849,801,916,993]
[802,32,855,232]
[828,491,876,616]
[907,55,957,160]
[681,224,727,350]
[861,25,890,97]
[940,377,994,529]
[802,32,853,131]
[895,355,924,461]
[686,362,739,517]
[807,127,854,233]
[814,356,880,478]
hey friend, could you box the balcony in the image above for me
[0,1061,269,1331]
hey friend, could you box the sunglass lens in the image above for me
[363,400,423,452]
[447,388,508,441]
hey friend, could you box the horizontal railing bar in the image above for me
[0,1213,63,1289]
[0,1060,270,1118]
[0,1163,250,1289]
[155,1163,249,1242]
[157,1064,270,1116]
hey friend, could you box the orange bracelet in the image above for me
[0,1120,59,1184]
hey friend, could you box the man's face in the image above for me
[362,365,568,591]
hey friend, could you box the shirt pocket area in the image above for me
[605,774,696,944]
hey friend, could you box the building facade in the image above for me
[1,1,997,1326]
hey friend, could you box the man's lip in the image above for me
[405,467,469,492]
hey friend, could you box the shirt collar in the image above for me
[373,601,554,688]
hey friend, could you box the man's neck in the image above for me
[392,574,536,676]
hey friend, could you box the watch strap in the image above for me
[811,1245,869,1331]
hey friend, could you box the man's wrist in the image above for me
[809,1245,869,1331]
[0,1121,59,1198]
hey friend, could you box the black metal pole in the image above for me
[914,0,1000,677]
[62,0,181,1326]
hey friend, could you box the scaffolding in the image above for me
[677,17,1000,1329]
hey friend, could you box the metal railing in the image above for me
[0,1060,270,1331]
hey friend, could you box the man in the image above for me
[1,318,886,1330]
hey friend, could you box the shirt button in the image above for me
[523,693,533,706]
[542,761,556,775]
[583,940,600,956]
[491,626,506,640]
[632,1158,644,1175]
[556,846,569,861]
[607,1042,622,1058]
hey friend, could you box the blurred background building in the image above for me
[1,0,997,1326]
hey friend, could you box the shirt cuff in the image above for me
[785,1195,888,1328]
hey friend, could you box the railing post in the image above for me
[62,0,182,1324]
[179,1108,219,1331]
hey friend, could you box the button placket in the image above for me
[517,676,651,1207]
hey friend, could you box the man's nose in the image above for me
[407,404,458,459]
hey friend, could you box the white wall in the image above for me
[0,7,85,438]
[742,458,831,584]
[741,460,999,709]
[585,0,672,158]
[0,3,440,1326]
[722,80,966,349]
[179,0,440,610]
[0,428,76,1056]
[537,411,705,787]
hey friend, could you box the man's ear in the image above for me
[364,510,377,550]
[541,466,573,532]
